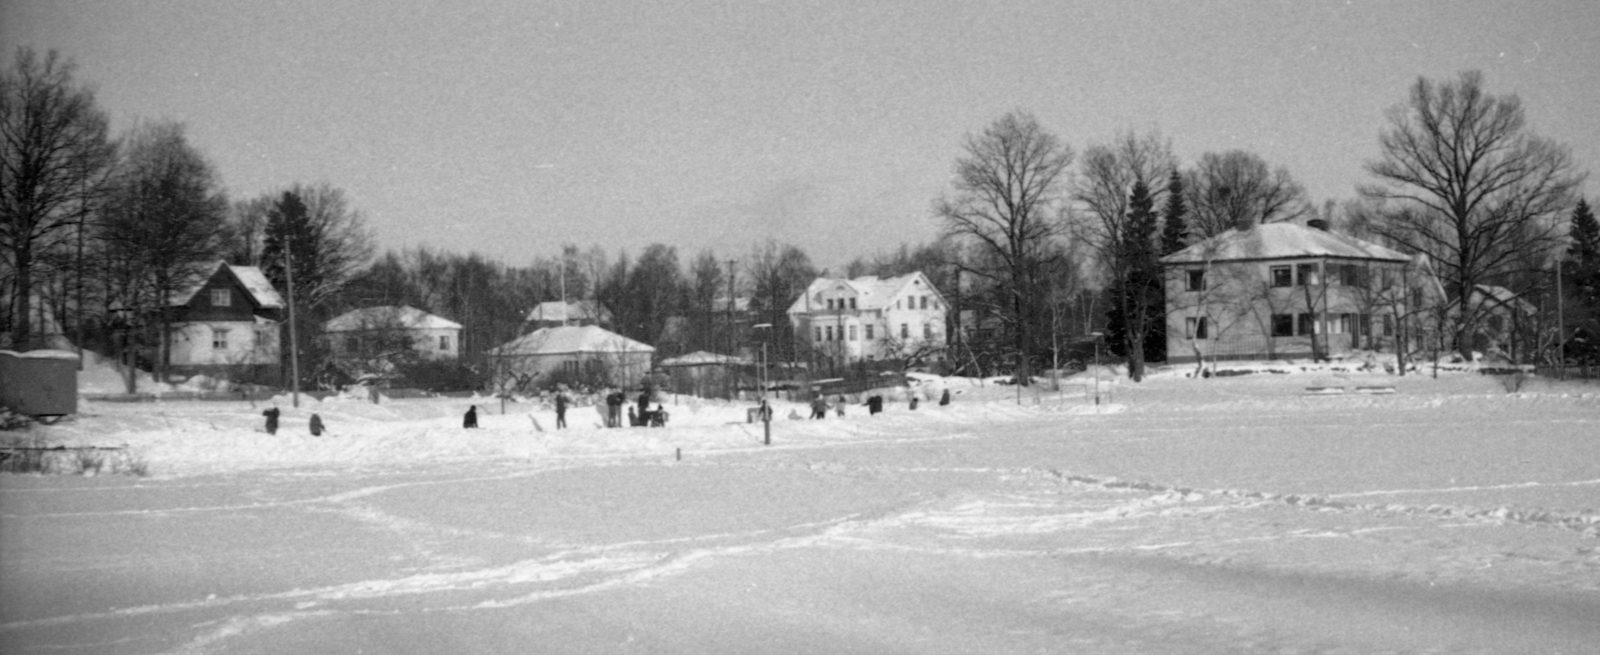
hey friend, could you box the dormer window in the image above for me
[211,289,231,307]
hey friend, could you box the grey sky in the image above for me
[5,0,1596,272]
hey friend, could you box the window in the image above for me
[562,360,580,374]
[1331,314,1350,334]
[1296,263,1319,286]
[210,289,231,306]
[1270,266,1292,287]
[865,324,874,340]
[850,298,858,309]
[439,335,451,351]
[923,323,932,339]
[1382,314,1394,337]
[900,323,909,339]
[1185,316,1209,340]
[212,328,229,350]
[826,299,835,310]
[825,326,834,342]
[848,325,857,341]
[1271,314,1294,337]
[814,327,822,342]
[1297,313,1317,335]
[1337,265,1367,288]
[920,296,928,309]
[1186,269,1206,292]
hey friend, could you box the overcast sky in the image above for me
[5,0,1597,272]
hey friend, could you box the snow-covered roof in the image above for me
[524,300,611,324]
[232,266,285,309]
[1470,285,1536,315]
[1161,223,1411,265]
[659,351,749,367]
[786,272,944,314]
[492,325,654,356]
[324,306,463,332]
[169,262,285,309]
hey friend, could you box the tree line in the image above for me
[4,46,1595,391]
[938,71,1592,382]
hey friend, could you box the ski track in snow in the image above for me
[6,373,1599,653]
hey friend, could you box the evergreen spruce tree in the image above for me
[1562,199,1600,364]
[1104,180,1163,376]
[1160,169,1189,255]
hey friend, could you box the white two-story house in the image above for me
[1160,221,1419,364]
[786,272,949,368]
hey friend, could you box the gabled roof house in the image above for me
[164,262,285,376]
[786,272,949,367]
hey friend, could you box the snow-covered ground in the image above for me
[2,362,1598,653]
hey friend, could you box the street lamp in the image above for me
[752,323,772,398]
[752,322,774,445]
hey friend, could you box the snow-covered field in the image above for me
[2,364,1598,653]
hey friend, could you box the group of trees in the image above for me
[937,70,1590,382]
[2,48,373,385]
[5,45,1593,392]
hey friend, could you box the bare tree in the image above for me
[258,183,375,311]
[99,120,228,379]
[1,48,116,349]
[1184,150,1311,238]
[1361,71,1584,359]
[1070,130,1175,381]
[937,110,1074,385]
[746,240,816,365]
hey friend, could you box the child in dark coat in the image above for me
[464,405,479,429]
[262,407,280,434]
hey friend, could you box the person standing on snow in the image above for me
[464,405,479,429]
[555,389,569,429]
[605,389,625,427]
[262,406,280,435]
[309,413,325,436]
[864,395,884,415]
[810,395,829,419]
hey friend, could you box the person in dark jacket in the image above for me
[939,388,951,406]
[262,406,280,434]
[309,413,325,436]
[810,395,828,419]
[555,390,569,429]
[464,405,479,429]
[865,395,884,415]
[605,389,625,427]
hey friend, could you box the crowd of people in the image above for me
[261,384,951,435]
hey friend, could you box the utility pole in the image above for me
[285,239,301,408]
[1556,261,1565,380]
[727,259,737,398]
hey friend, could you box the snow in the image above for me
[2,358,1598,653]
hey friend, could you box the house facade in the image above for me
[786,272,949,368]
[1161,222,1418,364]
[164,262,284,377]
[524,300,612,330]
[322,306,463,380]
[487,325,654,390]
